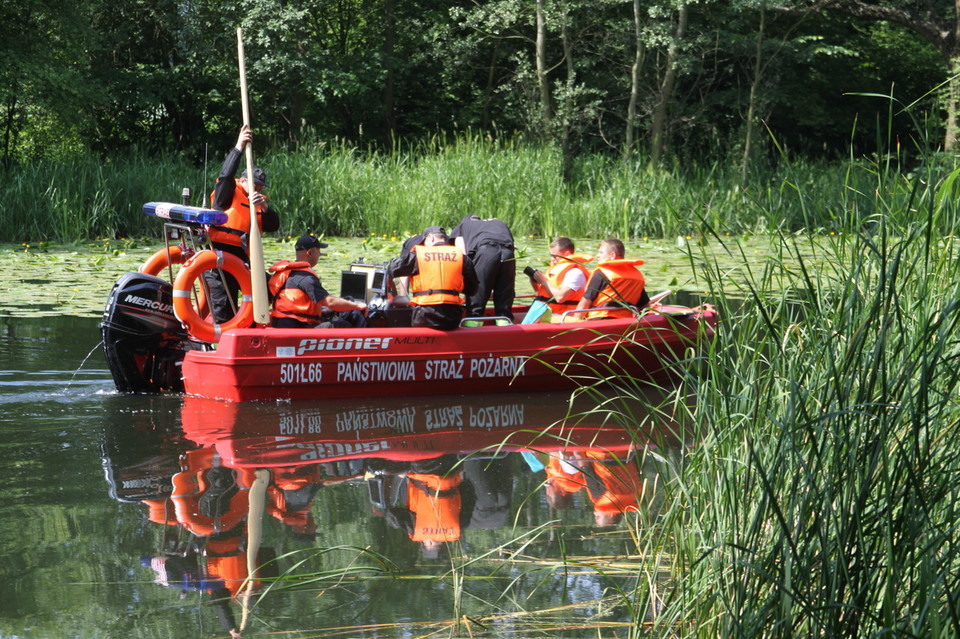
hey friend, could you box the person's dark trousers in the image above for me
[467,245,516,318]
[202,269,270,323]
[412,304,463,330]
[203,269,240,323]
[318,310,368,328]
[202,243,269,324]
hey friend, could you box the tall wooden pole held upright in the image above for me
[237,28,270,324]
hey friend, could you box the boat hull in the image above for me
[181,306,716,402]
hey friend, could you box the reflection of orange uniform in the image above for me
[144,499,179,526]
[170,448,256,536]
[206,552,249,597]
[584,451,643,515]
[407,472,462,542]
[544,456,587,497]
[546,452,643,515]
[266,466,321,534]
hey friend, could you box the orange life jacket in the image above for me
[586,258,646,319]
[585,451,643,514]
[269,260,323,325]
[410,245,465,306]
[544,456,587,496]
[406,472,462,542]
[533,253,591,313]
[206,554,249,597]
[208,180,268,248]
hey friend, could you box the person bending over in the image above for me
[449,214,515,320]
[388,229,478,330]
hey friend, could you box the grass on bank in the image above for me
[5,132,958,244]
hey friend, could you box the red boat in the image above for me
[101,202,717,402]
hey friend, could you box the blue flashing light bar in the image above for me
[143,202,228,226]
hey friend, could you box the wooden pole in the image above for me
[238,468,270,635]
[237,28,270,324]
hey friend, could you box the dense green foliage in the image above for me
[0,0,950,170]
[6,132,959,244]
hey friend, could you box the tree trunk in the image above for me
[624,0,644,160]
[945,0,960,150]
[561,15,575,182]
[741,0,766,182]
[536,0,553,126]
[650,4,688,166]
[383,0,397,139]
[1,94,17,168]
[482,39,501,128]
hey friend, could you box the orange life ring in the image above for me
[173,250,253,342]
[170,464,253,536]
[140,246,210,317]
[139,245,187,276]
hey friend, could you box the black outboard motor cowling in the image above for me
[101,272,207,394]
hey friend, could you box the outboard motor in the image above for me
[101,271,207,394]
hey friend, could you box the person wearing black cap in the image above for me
[449,214,516,321]
[268,235,367,329]
[387,228,478,330]
[205,124,281,323]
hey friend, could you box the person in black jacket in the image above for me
[449,214,516,321]
[205,125,281,322]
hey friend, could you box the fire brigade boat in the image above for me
[100,201,717,402]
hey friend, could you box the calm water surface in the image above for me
[0,316,680,638]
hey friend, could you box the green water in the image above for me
[0,315,677,638]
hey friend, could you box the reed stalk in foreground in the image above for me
[603,160,960,637]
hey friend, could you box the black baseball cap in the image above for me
[241,167,268,186]
[423,225,446,235]
[295,235,328,250]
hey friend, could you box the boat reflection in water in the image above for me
[103,391,684,637]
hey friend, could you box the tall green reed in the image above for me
[1,151,206,243]
[4,133,944,243]
[600,156,960,637]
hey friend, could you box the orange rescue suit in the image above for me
[406,472,462,543]
[533,253,591,313]
[584,451,644,515]
[587,258,646,320]
[410,245,465,306]
[269,260,322,325]
[544,456,587,496]
[208,181,269,248]
[545,452,643,515]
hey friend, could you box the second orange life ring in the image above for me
[139,245,209,318]
[173,250,253,342]
[139,245,188,276]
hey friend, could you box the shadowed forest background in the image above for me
[3,0,959,241]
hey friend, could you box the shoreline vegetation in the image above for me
[4,132,952,244]
[7,133,960,636]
